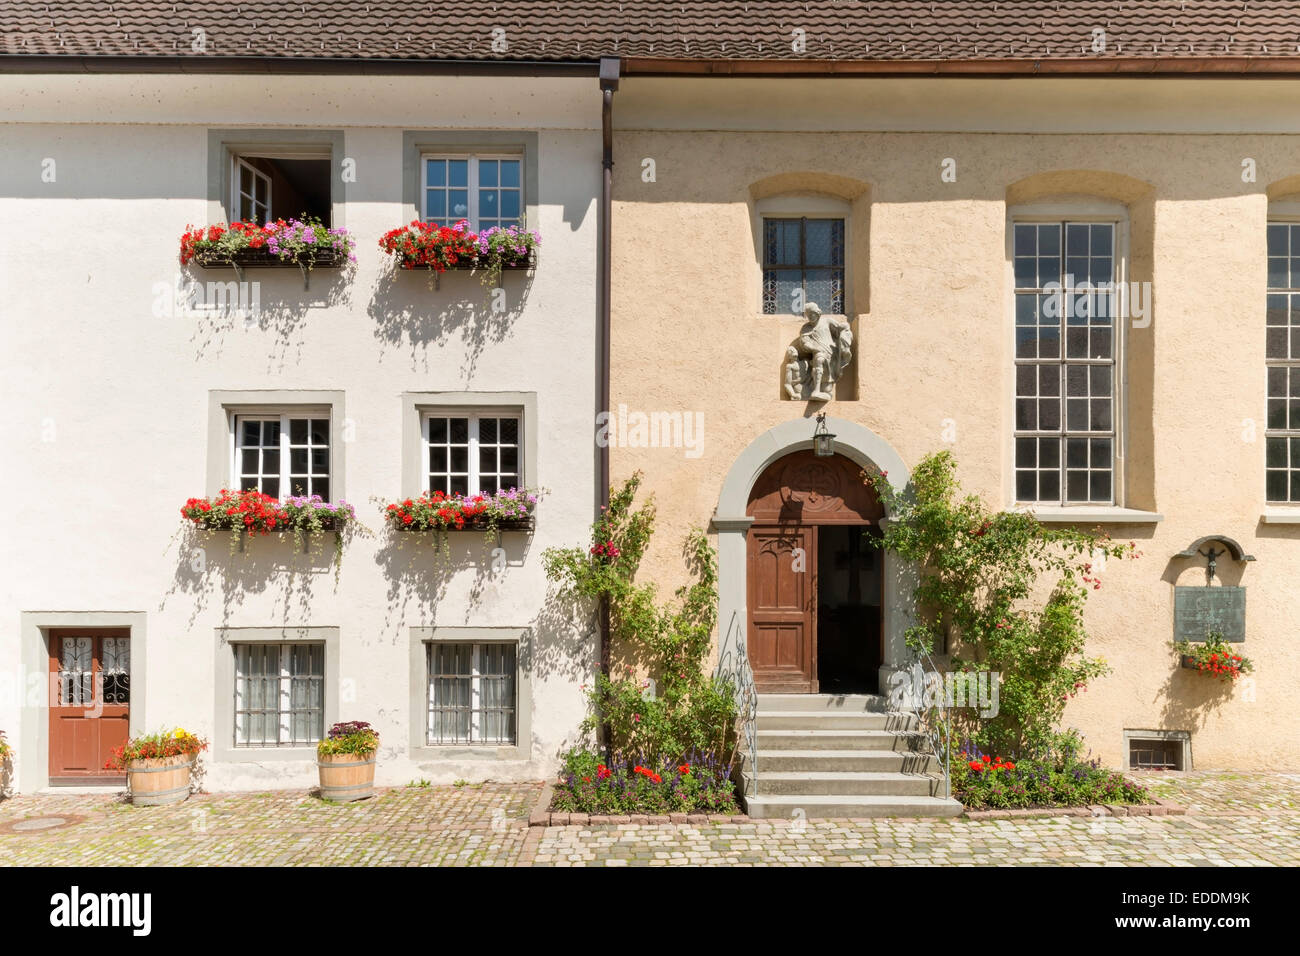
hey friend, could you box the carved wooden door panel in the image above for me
[48,629,130,781]
[747,526,817,693]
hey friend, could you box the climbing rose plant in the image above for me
[864,451,1137,755]
[542,472,738,770]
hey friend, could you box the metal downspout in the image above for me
[597,57,621,751]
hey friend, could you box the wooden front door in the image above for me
[48,629,130,782]
[748,526,818,693]
[745,450,884,694]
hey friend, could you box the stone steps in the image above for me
[756,711,917,731]
[748,770,945,797]
[739,693,960,819]
[743,749,939,773]
[755,729,928,751]
[744,793,964,819]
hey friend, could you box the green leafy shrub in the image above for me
[543,472,738,777]
[865,451,1137,756]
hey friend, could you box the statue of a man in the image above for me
[790,302,852,401]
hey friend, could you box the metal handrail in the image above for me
[904,646,952,800]
[716,611,759,793]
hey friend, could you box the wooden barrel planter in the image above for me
[126,755,195,806]
[317,753,376,802]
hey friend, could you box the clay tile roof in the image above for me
[4,1,1300,69]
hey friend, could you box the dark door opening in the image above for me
[816,525,882,694]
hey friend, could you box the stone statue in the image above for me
[784,302,852,402]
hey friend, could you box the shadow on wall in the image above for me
[161,527,352,629]
[1155,661,1241,736]
[371,526,593,688]
[186,265,355,373]
[366,268,533,378]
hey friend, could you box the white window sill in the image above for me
[1261,509,1300,524]
[1014,506,1164,524]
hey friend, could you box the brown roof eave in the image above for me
[0,54,602,76]
[621,56,1300,77]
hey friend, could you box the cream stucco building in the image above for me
[607,75,1300,774]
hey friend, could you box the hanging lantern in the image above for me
[812,413,836,457]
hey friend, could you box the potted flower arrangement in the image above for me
[316,721,379,802]
[383,488,539,541]
[1174,631,1253,683]
[181,489,356,565]
[106,728,208,806]
[378,218,539,287]
[180,217,356,271]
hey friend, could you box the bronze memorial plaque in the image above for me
[1173,586,1246,643]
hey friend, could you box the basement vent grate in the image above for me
[1124,730,1191,771]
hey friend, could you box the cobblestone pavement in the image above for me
[1,772,1296,866]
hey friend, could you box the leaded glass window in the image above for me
[762,217,845,315]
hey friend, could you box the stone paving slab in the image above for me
[0,772,1295,867]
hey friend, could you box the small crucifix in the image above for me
[1198,544,1227,585]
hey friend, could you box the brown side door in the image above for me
[747,526,818,693]
[48,629,130,782]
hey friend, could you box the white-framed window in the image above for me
[233,156,272,223]
[762,216,846,315]
[423,411,520,496]
[1012,217,1123,506]
[421,155,523,230]
[1266,219,1300,503]
[426,642,517,745]
[233,412,330,501]
[233,642,324,747]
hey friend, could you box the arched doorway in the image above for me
[745,450,884,694]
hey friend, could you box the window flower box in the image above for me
[191,246,349,270]
[181,489,357,565]
[383,489,539,540]
[1173,632,1253,683]
[180,218,356,288]
[379,219,538,288]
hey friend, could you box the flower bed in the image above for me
[0,730,11,761]
[952,735,1151,811]
[549,751,740,816]
[379,219,538,284]
[383,489,538,535]
[182,489,355,536]
[180,218,356,268]
[1175,632,1253,682]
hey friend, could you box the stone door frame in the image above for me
[713,417,914,693]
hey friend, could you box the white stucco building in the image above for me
[0,69,603,792]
